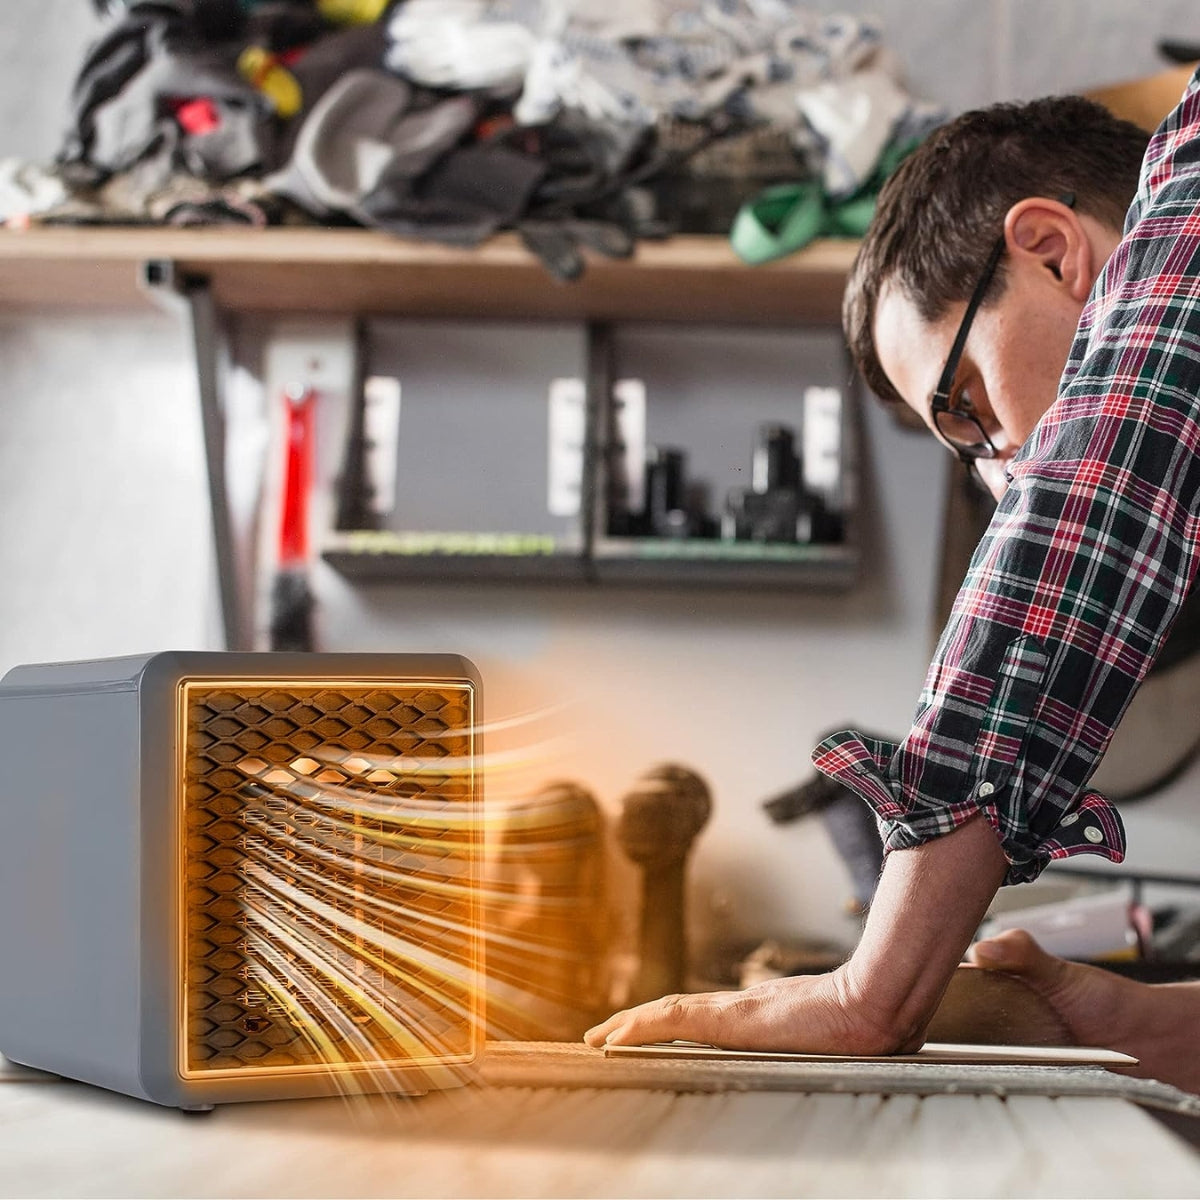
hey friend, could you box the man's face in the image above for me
[871,203,1119,499]
[873,271,1080,498]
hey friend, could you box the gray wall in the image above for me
[4,1,1200,976]
[805,0,1200,114]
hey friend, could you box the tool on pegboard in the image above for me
[269,381,317,651]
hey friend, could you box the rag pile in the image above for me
[8,0,942,274]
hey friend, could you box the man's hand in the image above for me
[585,813,1009,1056]
[584,965,910,1055]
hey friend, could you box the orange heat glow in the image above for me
[178,679,483,1089]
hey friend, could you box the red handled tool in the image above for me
[269,382,317,651]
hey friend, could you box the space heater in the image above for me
[0,651,484,1109]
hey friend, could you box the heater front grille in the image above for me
[180,680,480,1078]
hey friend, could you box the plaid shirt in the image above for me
[814,68,1200,885]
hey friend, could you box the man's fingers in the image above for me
[601,994,705,1047]
[582,972,878,1056]
[582,1000,666,1047]
[583,1007,637,1047]
[584,992,738,1048]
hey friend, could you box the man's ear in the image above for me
[1003,197,1096,302]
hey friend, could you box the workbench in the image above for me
[3,1043,1199,1197]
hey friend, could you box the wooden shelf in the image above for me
[321,530,588,583]
[320,529,856,587]
[591,537,857,587]
[0,226,858,325]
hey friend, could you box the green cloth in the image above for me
[730,137,918,265]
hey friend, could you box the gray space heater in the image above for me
[0,651,484,1109]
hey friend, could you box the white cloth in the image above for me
[795,67,911,198]
[385,0,539,91]
[0,160,67,222]
[383,1,944,191]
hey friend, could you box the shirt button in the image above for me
[977,782,995,798]
[1084,826,1104,844]
[1061,812,1079,826]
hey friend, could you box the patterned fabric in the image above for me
[814,66,1200,885]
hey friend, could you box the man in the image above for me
[586,74,1200,1096]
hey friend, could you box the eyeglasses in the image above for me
[928,235,1006,462]
[929,192,1076,463]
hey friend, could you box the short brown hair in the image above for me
[844,96,1149,404]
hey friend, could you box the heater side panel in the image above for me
[0,686,144,1097]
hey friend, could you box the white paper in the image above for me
[547,377,586,517]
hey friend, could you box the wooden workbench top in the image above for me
[3,1044,1199,1197]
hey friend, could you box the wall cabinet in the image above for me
[320,315,858,588]
[0,227,862,643]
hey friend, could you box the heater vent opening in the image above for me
[182,680,479,1078]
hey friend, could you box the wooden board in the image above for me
[603,1039,1138,1067]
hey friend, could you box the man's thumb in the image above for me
[969,928,1056,977]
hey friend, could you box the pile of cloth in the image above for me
[2,0,943,275]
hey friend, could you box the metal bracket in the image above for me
[141,259,250,651]
[582,320,613,576]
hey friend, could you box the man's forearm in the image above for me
[841,812,1009,1049]
[585,811,1010,1054]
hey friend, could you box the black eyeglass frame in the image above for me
[929,192,1076,464]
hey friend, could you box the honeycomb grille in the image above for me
[180,680,480,1077]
